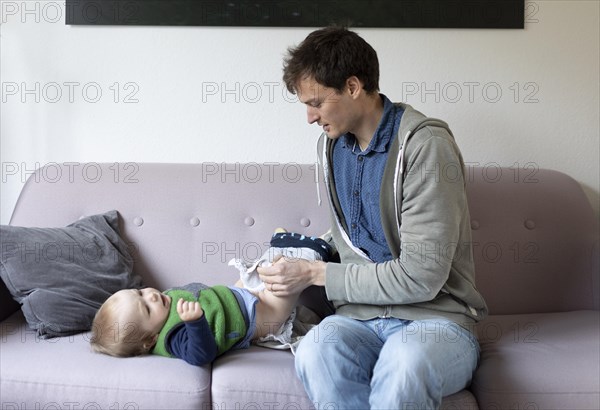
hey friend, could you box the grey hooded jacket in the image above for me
[317,103,488,330]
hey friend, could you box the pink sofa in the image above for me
[1,163,598,409]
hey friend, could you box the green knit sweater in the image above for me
[151,284,247,358]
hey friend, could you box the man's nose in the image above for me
[307,106,319,124]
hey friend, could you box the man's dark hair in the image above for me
[282,26,380,95]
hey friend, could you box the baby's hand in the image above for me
[177,299,204,322]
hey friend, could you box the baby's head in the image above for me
[90,287,172,357]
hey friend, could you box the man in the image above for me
[258,26,488,409]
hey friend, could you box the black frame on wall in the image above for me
[65,0,524,28]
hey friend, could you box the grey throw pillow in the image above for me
[0,210,142,338]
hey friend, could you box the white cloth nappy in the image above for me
[228,232,333,347]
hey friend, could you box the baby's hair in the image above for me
[90,291,156,357]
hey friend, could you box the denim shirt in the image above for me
[331,95,404,263]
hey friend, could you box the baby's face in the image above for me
[113,288,172,336]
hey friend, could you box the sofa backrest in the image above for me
[6,163,330,289]
[466,166,599,314]
[3,163,598,320]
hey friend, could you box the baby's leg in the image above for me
[252,290,300,340]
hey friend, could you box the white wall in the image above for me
[1,0,599,224]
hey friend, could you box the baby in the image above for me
[90,282,298,366]
[90,231,332,366]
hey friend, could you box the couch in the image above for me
[1,162,598,409]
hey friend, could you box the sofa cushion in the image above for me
[211,346,312,408]
[0,210,141,337]
[472,310,600,410]
[0,312,212,409]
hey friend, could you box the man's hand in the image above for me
[177,299,204,322]
[258,255,326,296]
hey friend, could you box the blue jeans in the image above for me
[295,315,480,410]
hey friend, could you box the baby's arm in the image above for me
[167,300,217,366]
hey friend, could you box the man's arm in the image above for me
[260,134,467,304]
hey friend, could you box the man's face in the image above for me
[296,77,357,139]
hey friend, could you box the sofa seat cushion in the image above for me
[0,312,211,409]
[472,310,600,410]
[211,346,312,409]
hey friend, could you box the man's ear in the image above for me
[346,76,363,98]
